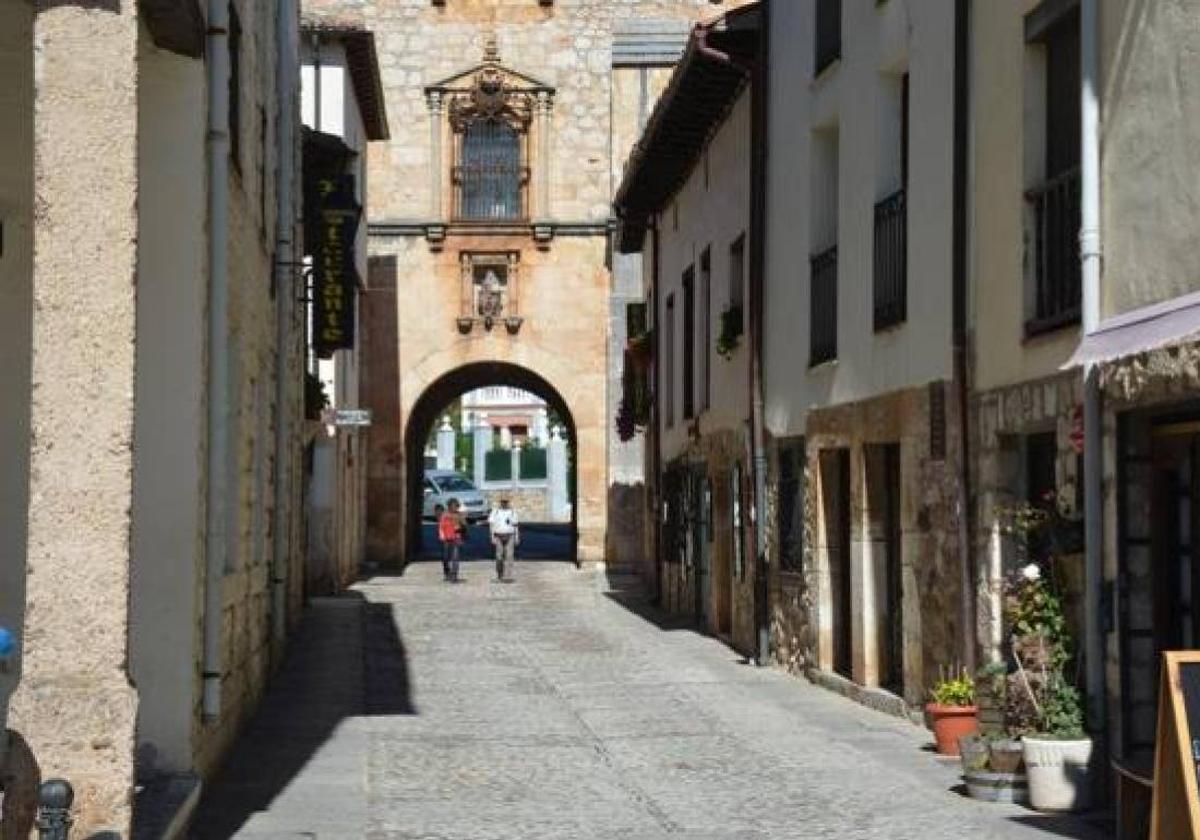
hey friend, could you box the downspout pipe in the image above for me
[203,0,232,721]
[747,1,771,667]
[650,220,664,604]
[271,0,298,656]
[952,0,977,674]
[1080,0,1106,739]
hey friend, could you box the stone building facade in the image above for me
[301,0,750,570]
[0,2,310,835]
[760,0,965,710]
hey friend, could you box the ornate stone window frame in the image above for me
[425,41,555,249]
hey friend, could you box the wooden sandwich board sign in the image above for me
[1152,651,1200,839]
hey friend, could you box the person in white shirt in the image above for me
[488,498,520,582]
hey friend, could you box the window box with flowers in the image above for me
[715,303,744,360]
[615,331,652,442]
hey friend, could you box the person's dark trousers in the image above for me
[441,541,452,579]
[447,542,461,581]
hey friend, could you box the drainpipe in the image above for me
[271,0,298,656]
[747,2,771,667]
[1080,0,1106,739]
[203,0,233,721]
[650,220,663,604]
[952,0,977,674]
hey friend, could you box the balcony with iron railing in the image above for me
[873,189,907,331]
[1025,166,1082,337]
[810,244,838,366]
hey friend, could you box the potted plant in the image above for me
[959,733,1030,804]
[715,304,743,359]
[958,664,1029,804]
[926,666,978,756]
[1007,561,1092,812]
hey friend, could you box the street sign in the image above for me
[321,409,372,428]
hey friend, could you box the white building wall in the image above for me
[763,0,956,436]
[128,31,208,777]
[657,91,753,463]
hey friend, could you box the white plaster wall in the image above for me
[970,0,1078,391]
[763,0,956,436]
[1099,0,1200,318]
[657,91,752,462]
[0,3,33,736]
[129,30,207,776]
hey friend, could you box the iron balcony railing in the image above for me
[810,244,838,366]
[1026,166,1082,336]
[815,0,842,76]
[873,189,907,331]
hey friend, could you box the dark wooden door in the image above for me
[823,448,853,679]
[879,444,904,693]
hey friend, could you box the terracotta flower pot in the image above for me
[926,703,979,756]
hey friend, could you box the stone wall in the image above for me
[7,6,142,835]
[195,0,292,778]
[793,383,963,707]
[972,373,1084,663]
[658,429,758,658]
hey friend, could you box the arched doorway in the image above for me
[403,362,579,565]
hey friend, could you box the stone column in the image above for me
[9,5,141,836]
[473,412,489,488]
[427,91,445,220]
[549,426,569,523]
[500,425,512,450]
[511,441,522,489]
[436,416,456,470]
[534,91,552,222]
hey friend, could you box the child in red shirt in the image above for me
[438,499,465,582]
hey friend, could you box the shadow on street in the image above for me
[187,595,413,840]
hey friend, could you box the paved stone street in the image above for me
[190,561,1111,840]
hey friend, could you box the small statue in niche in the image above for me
[477,269,505,329]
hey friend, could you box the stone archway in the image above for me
[402,362,583,564]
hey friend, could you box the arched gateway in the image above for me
[402,362,584,563]
[348,2,736,572]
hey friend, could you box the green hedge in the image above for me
[484,449,512,481]
[520,447,547,480]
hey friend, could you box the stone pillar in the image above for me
[427,91,444,219]
[436,416,455,470]
[511,441,522,489]
[473,412,489,488]
[549,426,569,523]
[534,90,553,221]
[500,425,512,450]
[9,5,141,835]
[533,408,548,444]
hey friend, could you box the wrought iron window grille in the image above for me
[873,189,907,331]
[810,245,838,366]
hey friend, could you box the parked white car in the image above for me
[422,470,489,523]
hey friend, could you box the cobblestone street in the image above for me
[190,561,1110,840]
